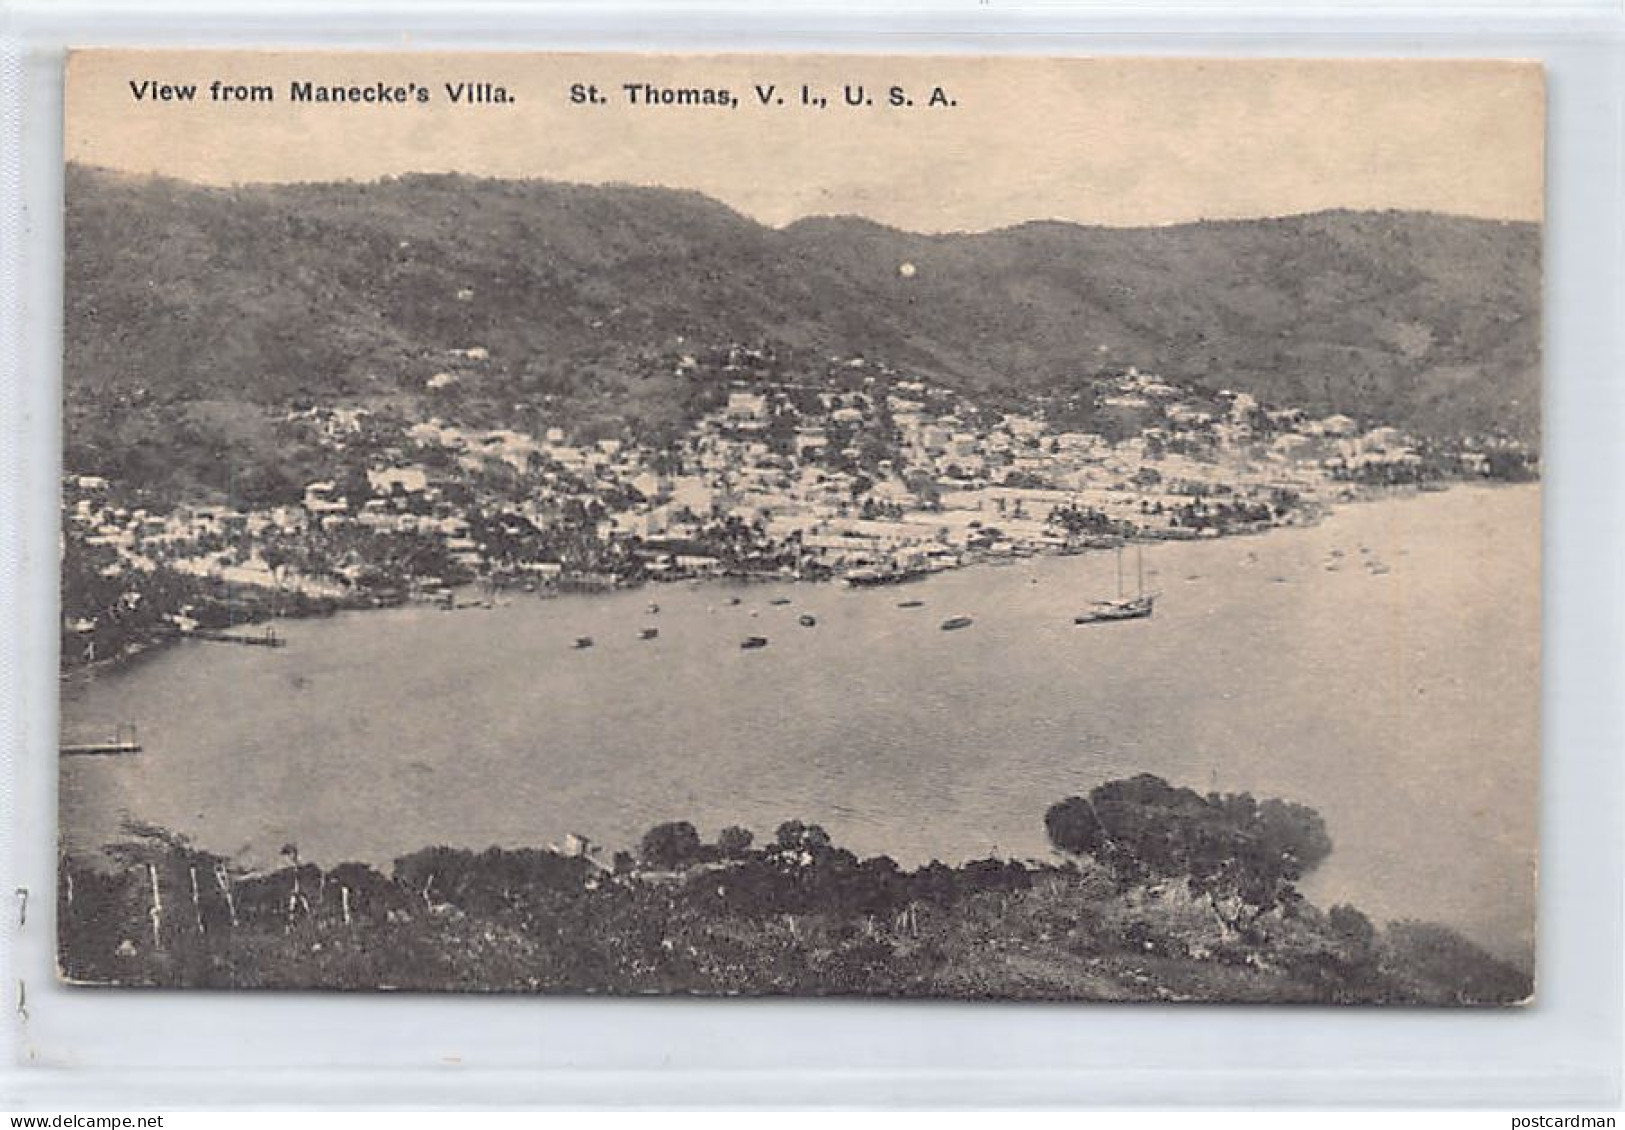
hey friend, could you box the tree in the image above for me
[774,820,833,853]
[639,821,703,869]
[1328,904,1376,950]
[336,460,374,511]
[1044,796,1105,857]
[230,463,301,509]
[716,826,755,858]
[1044,774,1332,920]
[1483,447,1536,482]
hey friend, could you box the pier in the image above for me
[175,626,286,648]
[61,724,142,757]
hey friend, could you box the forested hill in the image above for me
[64,163,1541,445]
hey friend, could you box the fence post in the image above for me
[146,863,164,950]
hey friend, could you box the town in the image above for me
[61,342,1536,668]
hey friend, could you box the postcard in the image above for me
[58,51,1542,1002]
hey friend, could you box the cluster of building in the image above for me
[61,345,1534,659]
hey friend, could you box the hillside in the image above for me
[64,164,1541,474]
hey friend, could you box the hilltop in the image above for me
[65,164,1540,471]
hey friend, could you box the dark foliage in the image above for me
[639,821,704,869]
[1046,774,1332,920]
[59,776,1529,1004]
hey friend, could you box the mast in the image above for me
[1116,546,1124,598]
[1137,544,1145,598]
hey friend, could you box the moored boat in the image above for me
[844,564,928,587]
[1076,545,1158,625]
[573,636,594,649]
[940,616,974,631]
[740,636,769,649]
[1074,595,1155,624]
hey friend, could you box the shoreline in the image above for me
[59,477,1527,680]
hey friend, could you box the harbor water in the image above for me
[61,484,1540,963]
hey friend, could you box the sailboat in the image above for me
[1075,544,1157,624]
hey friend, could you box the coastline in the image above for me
[57,476,1521,680]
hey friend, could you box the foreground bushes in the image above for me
[59,780,1531,1004]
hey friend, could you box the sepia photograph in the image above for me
[56,51,1542,1004]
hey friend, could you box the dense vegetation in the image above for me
[65,165,1540,505]
[59,775,1531,1004]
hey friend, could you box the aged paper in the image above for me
[59,51,1541,1002]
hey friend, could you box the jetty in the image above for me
[61,724,141,757]
[176,626,286,648]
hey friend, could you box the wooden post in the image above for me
[213,863,238,928]
[287,868,301,931]
[147,863,163,950]
[341,885,352,926]
[188,866,205,935]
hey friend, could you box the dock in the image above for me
[175,626,286,648]
[61,724,141,757]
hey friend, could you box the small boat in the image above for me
[640,627,659,640]
[1074,596,1155,624]
[727,596,742,606]
[843,565,928,587]
[897,600,925,609]
[769,598,792,606]
[573,636,594,650]
[940,616,974,631]
[647,602,660,614]
[798,614,817,627]
[740,636,769,649]
[1076,545,1157,625]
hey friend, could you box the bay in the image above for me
[61,483,1540,964]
